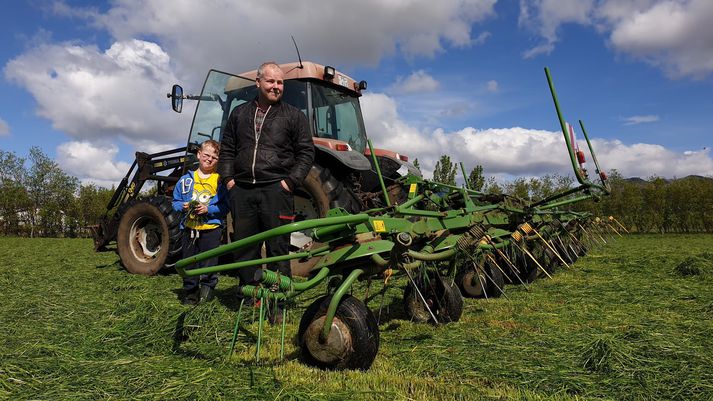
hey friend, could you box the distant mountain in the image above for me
[624,175,713,184]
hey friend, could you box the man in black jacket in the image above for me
[218,62,314,308]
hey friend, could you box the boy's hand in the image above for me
[182,202,189,210]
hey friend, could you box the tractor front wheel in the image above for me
[116,197,182,275]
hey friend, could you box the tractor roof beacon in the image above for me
[91,61,420,275]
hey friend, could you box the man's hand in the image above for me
[194,204,208,215]
[227,179,235,190]
[280,179,291,192]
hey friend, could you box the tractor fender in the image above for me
[314,143,372,172]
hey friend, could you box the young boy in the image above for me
[172,140,229,305]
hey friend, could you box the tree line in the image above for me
[1,149,710,238]
[426,155,713,234]
[0,147,113,237]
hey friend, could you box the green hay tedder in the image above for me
[173,67,622,370]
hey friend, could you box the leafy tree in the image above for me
[432,155,457,185]
[483,177,502,194]
[467,164,485,191]
[71,184,115,234]
[0,150,31,235]
[24,147,79,237]
[505,177,530,200]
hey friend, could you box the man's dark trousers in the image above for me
[230,181,294,285]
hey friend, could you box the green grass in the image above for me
[1,234,711,400]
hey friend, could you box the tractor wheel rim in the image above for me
[130,217,161,260]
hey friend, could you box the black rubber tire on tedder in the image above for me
[116,196,182,275]
[403,273,464,324]
[456,258,505,298]
[298,294,380,370]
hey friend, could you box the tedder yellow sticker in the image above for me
[373,220,386,232]
[409,183,417,193]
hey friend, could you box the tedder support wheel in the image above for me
[456,258,505,298]
[116,196,182,275]
[403,273,464,324]
[298,294,379,370]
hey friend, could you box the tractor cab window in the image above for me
[311,84,367,153]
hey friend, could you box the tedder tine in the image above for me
[404,267,439,325]
[481,235,531,290]
[610,215,630,234]
[512,241,554,280]
[606,222,623,237]
[531,227,571,269]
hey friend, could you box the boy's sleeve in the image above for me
[172,177,185,213]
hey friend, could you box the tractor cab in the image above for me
[178,63,366,162]
[171,61,418,179]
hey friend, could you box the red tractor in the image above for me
[92,61,419,275]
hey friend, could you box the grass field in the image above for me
[1,234,712,400]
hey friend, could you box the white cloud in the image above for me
[486,80,499,92]
[389,70,441,95]
[0,117,9,136]
[518,0,595,58]
[623,114,660,125]
[56,141,132,187]
[605,0,713,78]
[363,91,713,179]
[472,31,492,45]
[4,39,191,150]
[519,0,713,78]
[592,139,713,178]
[4,0,498,164]
[68,0,497,76]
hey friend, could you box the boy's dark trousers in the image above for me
[182,227,221,291]
[229,181,294,285]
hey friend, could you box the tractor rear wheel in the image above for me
[298,294,379,370]
[295,164,362,219]
[291,165,362,276]
[116,196,182,275]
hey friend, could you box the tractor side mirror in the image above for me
[170,84,183,113]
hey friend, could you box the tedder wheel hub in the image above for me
[303,316,353,364]
[458,270,486,297]
[404,274,464,324]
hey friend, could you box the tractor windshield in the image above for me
[311,84,367,153]
[187,69,367,154]
[187,70,241,146]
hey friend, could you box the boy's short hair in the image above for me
[200,139,220,153]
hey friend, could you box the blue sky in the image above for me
[1,0,712,187]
